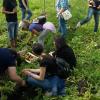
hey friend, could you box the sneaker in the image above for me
[76,22,81,28]
[19,21,23,28]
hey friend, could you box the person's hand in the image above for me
[21,80,26,86]
[49,51,54,56]
[57,12,61,17]
[21,69,31,76]
[13,10,17,14]
[97,5,100,9]
[89,0,93,4]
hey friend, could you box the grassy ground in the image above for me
[0,0,100,100]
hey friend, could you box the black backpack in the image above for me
[56,57,71,79]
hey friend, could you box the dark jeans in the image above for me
[21,8,32,20]
[80,7,100,32]
[26,75,65,95]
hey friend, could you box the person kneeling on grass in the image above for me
[19,16,56,47]
[22,43,66,96]
[19,15,46,42]
[29,20,56,47]
[0,48,25,86]
[28,16,46,42]
[53,36,76,70]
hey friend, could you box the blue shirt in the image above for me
[56,0,68,11]
[29,23,43,32]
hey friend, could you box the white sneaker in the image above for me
[19,21,23,28]
[76,22,81,28]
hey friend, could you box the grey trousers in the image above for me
[38,29,51,46]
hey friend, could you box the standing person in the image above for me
[19,0,32,21]
[2,0,18,48]
[56,0,69,37]
[0,48,25,86]
[22,43,66,96]
[75,0,100,32]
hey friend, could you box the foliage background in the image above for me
[0,0,100,100]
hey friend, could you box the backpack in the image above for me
[56,57,71,79]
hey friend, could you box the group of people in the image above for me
[0,36,76,98]
[2,0,56,48]
[0,0,100,99]
[56,0,100,36]
[2,0,100,48]
[19,16,56,46]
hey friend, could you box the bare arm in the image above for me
[2,7,13,14]
[2,7,17,14]
[58,8,65,15]
[22,68,40,73]
[32,29,39,36]
[13,7,17,13]
[22,67,46,80]
[7,67,25,86]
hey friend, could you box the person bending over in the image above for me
[0,48,25,86]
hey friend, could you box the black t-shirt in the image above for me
[93,0,100,10]
[3,0,17,22]
[0,48,16,75]
[19,0,28,9]
[39,55,58,77]
[53,46,76,69]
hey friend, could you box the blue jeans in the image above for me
[26,75,65,96]
[21,8,32,20]
[26,76,51,91]
[58,16,67,37]
[49,76,66,96]
[7,22,18,40]
[80,7,100,32]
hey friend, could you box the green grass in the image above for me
[0,0,100,100]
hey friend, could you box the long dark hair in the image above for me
[54,36,68,50]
